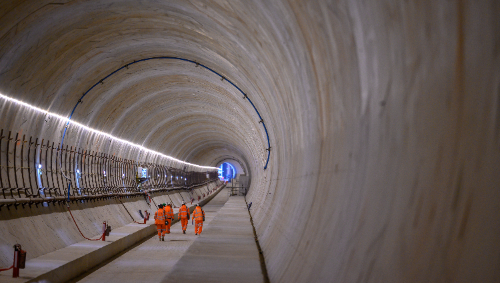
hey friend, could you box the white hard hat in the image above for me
[182,201,185,205]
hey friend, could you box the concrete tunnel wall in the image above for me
[0,179,221,266]
[0,1,499,282]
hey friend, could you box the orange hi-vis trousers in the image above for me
[180,218,188,231]
[195,220,203,234]
[156,224,166,237]
[165,219,172,234]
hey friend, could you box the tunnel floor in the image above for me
[68,188,263,283]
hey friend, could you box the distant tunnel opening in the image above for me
[218,162,236,182]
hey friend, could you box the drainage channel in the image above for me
[245,199,270,283]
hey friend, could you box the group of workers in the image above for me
[154,201,205,241]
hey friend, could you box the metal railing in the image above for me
[0,128,219,210]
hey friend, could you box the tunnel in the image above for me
[0,1,499,282]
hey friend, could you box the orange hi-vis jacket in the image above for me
[163,205,174,220]
[154,208,166,225]
[192,206,205,221]
[178,205,189,219]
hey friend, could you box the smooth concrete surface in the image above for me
[0,220,156,283]
[0,183,219,267]
[0,1,499,282]
[0,184,224,282]
[75,187,234,283]
[164,196,262,283]
[0,195,151,266]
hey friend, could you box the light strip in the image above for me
[0,92,218,170]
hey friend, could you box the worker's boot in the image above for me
[158,237,161,241]
[183,230,186,234]
[162,236,164,241]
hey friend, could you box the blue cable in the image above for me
[67,183,71,202]
[60,56,271,170]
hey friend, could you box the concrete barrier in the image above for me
[0,183,225,283]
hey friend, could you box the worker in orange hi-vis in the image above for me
[178,201,189,234]
[163,203,174,234]
[191,203,205,235]
[154,204,166,241]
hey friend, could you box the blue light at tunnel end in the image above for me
[218,162,236,181]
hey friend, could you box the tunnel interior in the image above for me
[0,1,499,282]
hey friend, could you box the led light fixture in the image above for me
[0,92,218,170]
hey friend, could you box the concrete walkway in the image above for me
[163,196,263,283]
[72,190,264,283]
[72,188,230,283]
[0,185,225,283]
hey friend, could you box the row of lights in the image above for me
[0,92,218,171]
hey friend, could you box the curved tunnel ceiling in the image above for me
[67,58,268,170]
[0,0,279,174]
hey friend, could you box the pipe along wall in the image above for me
[0,1,499,282]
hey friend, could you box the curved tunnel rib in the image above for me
[64,56,272,170]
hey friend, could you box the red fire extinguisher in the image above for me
[13,244,26,278]
[102,221,107,241]
[102,221,111,241]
